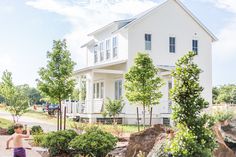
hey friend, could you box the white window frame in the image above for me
[94,45,98,63]
[112,36,118,58]
[100,42,104,61]
[106,39,111,60]
[114,79,122,100]
[93,81,105,99]
[145,34,152,51]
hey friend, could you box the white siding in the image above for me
[127,0,212,105]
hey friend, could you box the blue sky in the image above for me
[0,0,235,87]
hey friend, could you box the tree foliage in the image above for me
[0,70,29,122]
[17,84,42,105]
[125,53,163,127]
[167,52,216,157]
[212,84,236,104]
[103,98,124,124]
[37,39,76,130]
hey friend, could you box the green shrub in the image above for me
[33,133,47,147]
[43,130,77,156]
[69,127,118,157]
[7,125,14,135]
[213,111,234,122]
[31,125,43,135]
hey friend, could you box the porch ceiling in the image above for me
[93,69,124,74]
[74,59,127,75]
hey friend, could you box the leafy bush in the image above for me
[43,130,77,156]
[213,111,234,122]
[7,125,14,135]
[69,127,118,157]
[31,125,43,135]
[33,133,47,147]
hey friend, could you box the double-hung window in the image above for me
[192,40,198,54]
[106,39,111,60]
[145,34,152,50]
[169,37,176,53]
[115,80,122,100]
[112,37,118,58]
[100,42,104,61]
[94,45,98,63]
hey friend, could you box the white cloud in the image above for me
[26,0,158,68]
[199,0,236,59]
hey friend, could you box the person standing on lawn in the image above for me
[6,123,30,157]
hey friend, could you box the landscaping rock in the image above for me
[213,123,236,157]
[221,119,236,152]
[147,133,168,157]
[125,124,165,157]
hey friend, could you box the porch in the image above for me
[67,62,126,122]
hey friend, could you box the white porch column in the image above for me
[86,72,95,123]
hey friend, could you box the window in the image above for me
[93,83,96,98]
[192,40,198,54]
[169,37,175,53]
[145,34,151,50]
[115,80,122,100]
[93,82,104,99]
[96,83,99,98]
[112,37,118,58]
[100,42,104,61]
[106,39,111,60]
[94,45,98,63]
[101,82,104,98]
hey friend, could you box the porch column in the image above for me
[86,72,95,123]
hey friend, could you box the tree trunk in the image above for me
[143,105,146,129]
[57,100,60,131]
[59,100,62,130]
[12,114,16,123]
[64,106,66,130]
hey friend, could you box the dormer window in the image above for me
[106,39,111,60]
[94,45,98,63]
[112,37,118,58]
[100,42,104,61]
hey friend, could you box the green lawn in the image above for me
[0,118,13,129]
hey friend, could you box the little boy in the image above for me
[6,123,30,157]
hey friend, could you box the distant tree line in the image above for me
[213,84,236,104]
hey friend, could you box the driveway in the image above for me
[0,111,57,132]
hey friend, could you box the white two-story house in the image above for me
[68,0,217,125]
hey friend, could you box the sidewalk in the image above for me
[0,135,41,157]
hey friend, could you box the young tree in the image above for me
[0,70,29,122]
[37,39,76,130]
[125,53,163,128]
[167,52,216,157]
[103,98,125,124]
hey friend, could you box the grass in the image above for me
[0,117,13,129]
[68,120,145,134]
[24,110,57,123]
[0,104,144,134]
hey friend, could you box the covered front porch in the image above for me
[68,61,126,122]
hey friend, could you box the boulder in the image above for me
[213,123,236,157]
[147,133,168,157]
[125,124,165,157]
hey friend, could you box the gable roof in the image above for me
[87,0,217,42]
